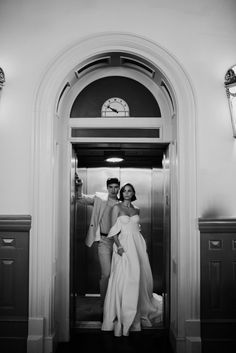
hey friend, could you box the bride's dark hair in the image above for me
[119,183,137,202]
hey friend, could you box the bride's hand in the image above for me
[117,247,125,256]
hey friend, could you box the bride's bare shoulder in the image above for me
[113,202,122,209]
[112,202,122,213]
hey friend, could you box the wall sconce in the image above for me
[225,65,236,138]
[0,68,5,89]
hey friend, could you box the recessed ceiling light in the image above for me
[105,150,125,163]
[105,157,124,163]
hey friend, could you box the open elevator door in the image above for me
[70,143,170,331]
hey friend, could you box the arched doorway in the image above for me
[29,33,198,353]
[63,53,173,331]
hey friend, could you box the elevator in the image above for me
[70,142,170,332]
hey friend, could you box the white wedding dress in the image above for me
[101,215,163,336]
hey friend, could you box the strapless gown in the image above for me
[101,215,163,336]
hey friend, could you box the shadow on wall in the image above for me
[201,205,228,218]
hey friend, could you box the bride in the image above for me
[101,183,162,337]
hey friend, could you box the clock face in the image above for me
[101,97,129,117]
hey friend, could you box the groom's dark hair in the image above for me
[106,177,120,187]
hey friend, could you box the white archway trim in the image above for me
[30,32,198,353]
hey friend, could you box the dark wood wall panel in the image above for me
[209,260,221,310]
[199,218,236,353]
[0,258,15,308]
[233,262,236,311]
[0,215,31,353]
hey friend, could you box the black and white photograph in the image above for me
[0,1,236,353]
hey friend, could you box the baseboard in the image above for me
[186,337,201,353]
[169,328,186,353]
[185,319,201,353]
[27,317,44,353]
[0,337,27,353]
[0,318,28,353]
[201,339,236,353]
[44,333,56,353]
[27,317,55,353]
[27,334,56,353]
[27,334,44,353]
[169,321,201,353]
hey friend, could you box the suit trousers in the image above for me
[98,236,114,305]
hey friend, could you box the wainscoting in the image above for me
[199,218,236,353]
[0,215,31,353]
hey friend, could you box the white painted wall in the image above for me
[1,2,235,352]
[0,0,236,216]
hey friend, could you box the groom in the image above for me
[75,175,120,305]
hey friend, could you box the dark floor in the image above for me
[66,296,169,352]
[76,295,164,326]
[76,296,102,321]
[55,329,173,353]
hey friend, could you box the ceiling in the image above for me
[73,143,168,169]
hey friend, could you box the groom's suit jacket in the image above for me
[77,192,109,247]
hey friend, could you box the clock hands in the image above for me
[107,105,119,113]
[101,98,129,117]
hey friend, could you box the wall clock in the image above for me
[101,97,130,117]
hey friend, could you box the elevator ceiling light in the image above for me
[105,151,124,163]
[105,157,124,163]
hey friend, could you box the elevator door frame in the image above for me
[70,141,171,333]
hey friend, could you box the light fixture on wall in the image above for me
[225,65,236,138]
[105,151,124,163]
[0,68,5,89]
